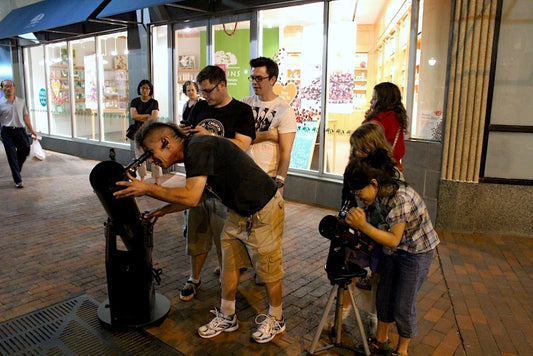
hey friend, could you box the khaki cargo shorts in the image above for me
[221,191,284,284]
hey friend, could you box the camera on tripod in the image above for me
[318,200,378,256]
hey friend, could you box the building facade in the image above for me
[1,0,531,236]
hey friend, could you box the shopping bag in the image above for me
[30,138,46,161]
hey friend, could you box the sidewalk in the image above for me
[0,147,532,355]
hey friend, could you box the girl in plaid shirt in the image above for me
[344,148,440,356]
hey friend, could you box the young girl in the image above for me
[344,122,402,291]
[363,82,408,170]
[344,148,440,356]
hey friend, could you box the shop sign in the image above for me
[39,88,47,106]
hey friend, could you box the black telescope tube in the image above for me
[89,151,152,251]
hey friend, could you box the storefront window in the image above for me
[325,0,362,174]
[70,37,98,140]
[99,32,129,143]
[411,0,449,141]
[484,0,533,180]
[45,41,72,137]
[261,3,324,172]
[152,25,170,122]
[23,45,48,134]
[213,20,250,100]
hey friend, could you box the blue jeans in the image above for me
[1,127,30,184]
[376,249,434,338]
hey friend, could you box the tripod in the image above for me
[309,244,371,355]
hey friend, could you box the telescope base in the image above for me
[98,293,171,329]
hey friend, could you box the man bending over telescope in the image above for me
[113,122,286,344]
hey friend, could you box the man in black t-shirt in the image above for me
[178,66,255,304]
[115,122,286,344]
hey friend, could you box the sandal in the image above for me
[368,337,394,354]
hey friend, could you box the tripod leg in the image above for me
[309,284,339,354]
[347,286,371,356]
[333,286,344,343]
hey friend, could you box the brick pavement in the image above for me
[1,147,532,355]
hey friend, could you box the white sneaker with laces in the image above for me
[252,314,286,343]
[198,308,239,338]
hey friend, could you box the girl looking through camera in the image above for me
[343,148,440,356]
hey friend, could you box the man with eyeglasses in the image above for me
[177,65,255,304]
[114,121,286,344]
[0,79,38,189]
[242,57,297,195]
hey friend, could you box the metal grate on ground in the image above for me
[0,294,182,356]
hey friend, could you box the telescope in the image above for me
[89,152,170,328]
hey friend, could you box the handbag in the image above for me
[30,138,46,161]
[126,121,142,140]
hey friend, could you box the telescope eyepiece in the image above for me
[125,150,153,176]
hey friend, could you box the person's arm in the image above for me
[275,131,296,195]
[275,131,295,179]
[253,128,278,144]
[150,109,159,119]
[114,174,207,208]
[345,206,405,249]
[23,113,37,137]
[130,107,150,122]
[230,132,252,151]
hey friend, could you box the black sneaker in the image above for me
[179,280,200,301]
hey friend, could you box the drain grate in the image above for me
[0,294,182,356]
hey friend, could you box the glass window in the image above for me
[99,32,129,143]
[23,45,48,134]
[410,0,449,141]
[484,0,533,180]
[490,0,533,126]
[325,0,362,174]
[70,37,99,140]
[175,25,205,122]
[213,20,250,100]
[261,3,324,172]
[152,25,170,122]
[45,41,72,137]
[485,132,533,180]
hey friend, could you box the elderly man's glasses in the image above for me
[200,82,220,95]
[248,75,270,83]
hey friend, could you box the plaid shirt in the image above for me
[377,184,440,254]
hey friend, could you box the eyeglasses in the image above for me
[200,82,220,95]
[248,75,270,83]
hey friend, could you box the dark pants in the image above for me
[1,126,30,184]
[376,249,434,338]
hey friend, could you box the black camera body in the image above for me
[319,200,379,256]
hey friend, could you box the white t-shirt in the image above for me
[242,95,297,176]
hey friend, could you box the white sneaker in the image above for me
[198,308,239,338]
[252,314,286,343]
